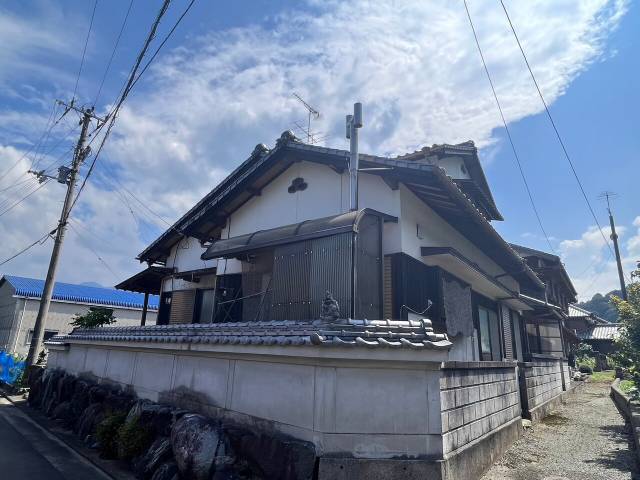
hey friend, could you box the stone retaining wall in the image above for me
[440,362,520,454]
[519,357,564,422]
[610,379,640,465]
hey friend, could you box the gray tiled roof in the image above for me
[579,323,620,341]
[47,318,452,350]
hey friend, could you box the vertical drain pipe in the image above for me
[346,103,363,319]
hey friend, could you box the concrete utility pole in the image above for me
[26,103,101,366]
[603,192,628,301]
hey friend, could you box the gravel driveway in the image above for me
[482,380,640,480]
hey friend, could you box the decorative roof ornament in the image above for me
[320,291,340,323]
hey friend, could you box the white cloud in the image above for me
[0,0,630,285]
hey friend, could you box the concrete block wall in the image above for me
[521,358,563,410]
[440,361,520,454]
[48,341,447,460]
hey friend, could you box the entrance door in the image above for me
[157,291,172,325]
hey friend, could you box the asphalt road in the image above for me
[482,380,640,480]
[0,397,112,480]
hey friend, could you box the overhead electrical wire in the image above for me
[70,0,196,217]
[498,0,616,261]
[0,228,57,268]
[0,181,50,218]
[68,221,121,280]
[93,0,135,107]
[463,0,556,255]
[72,0,98,102]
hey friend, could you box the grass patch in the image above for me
[590,370,615,383]
[620,380,635,394]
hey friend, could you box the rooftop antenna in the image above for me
[599,191,627,300]
[292,92,320,143]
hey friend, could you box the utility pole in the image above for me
[602,192,628,301]
[25,102,104,367]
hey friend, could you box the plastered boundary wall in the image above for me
[48,340,449,459]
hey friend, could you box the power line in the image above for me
[463,0,556,254]
[72,0,98,102]
[0,228,56,267]
[93,0,135,107]
[70,0,195,215]
[498,0,615,260]
[68,221,121,280]
[0,181,50,218]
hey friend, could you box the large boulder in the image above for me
[170,414,235,480]
[150,461,179,480]
[56,373,76,403]
[133,437,173,480]
[77,402,106,439]
[226,427,316,480]
[40,369,64,414]
[52,401,75,427]
[26,366,46,406]
[70,379,93,423]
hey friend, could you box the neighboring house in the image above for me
[0,275,158,356]
[578,323,620,356]
[567,303,610,336]
[510,244,579,361]
[49,132,582,478]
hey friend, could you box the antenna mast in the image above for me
[292,93,320,143]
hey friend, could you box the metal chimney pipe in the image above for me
[347,103,363,211]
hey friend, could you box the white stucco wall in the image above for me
[49,340,447,459]
[160,160,520,304]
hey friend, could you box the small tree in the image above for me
[611,267,640,391]
[71,307,116,328]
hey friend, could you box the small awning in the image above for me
[115,266,174,294]
[202,208,396,260]
[421,246,532,311]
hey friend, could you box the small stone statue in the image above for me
[320,291,340,322]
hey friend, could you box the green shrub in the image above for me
[577,355,596,372]
[71,307,116,328]
[117,414,153,460]
[96,412,127,459]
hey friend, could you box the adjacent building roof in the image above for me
[568,304,609,324]
[1,275,159,310]
[138,132,543,291]
[579,323,621,341]
[510,243,577,300]
[47,318,452,350]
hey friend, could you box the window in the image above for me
[475,299,502,361]
[26,329,58,345]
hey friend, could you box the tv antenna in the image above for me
[292,92,320,143]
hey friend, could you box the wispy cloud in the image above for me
[0,0,629,285]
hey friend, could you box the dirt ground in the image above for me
[482,380,640,480]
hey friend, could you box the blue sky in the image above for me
[0,0,637,299]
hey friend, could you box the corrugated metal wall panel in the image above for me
[355,215,381,320]
[383,256,393,320]
[271,241,312,320]
[169,290,196,324]
[310,233,353,319]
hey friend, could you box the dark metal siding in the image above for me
[355,215,382,320]
[310,233,353,319]
[390,253,444,330]
[271,241,312,320]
